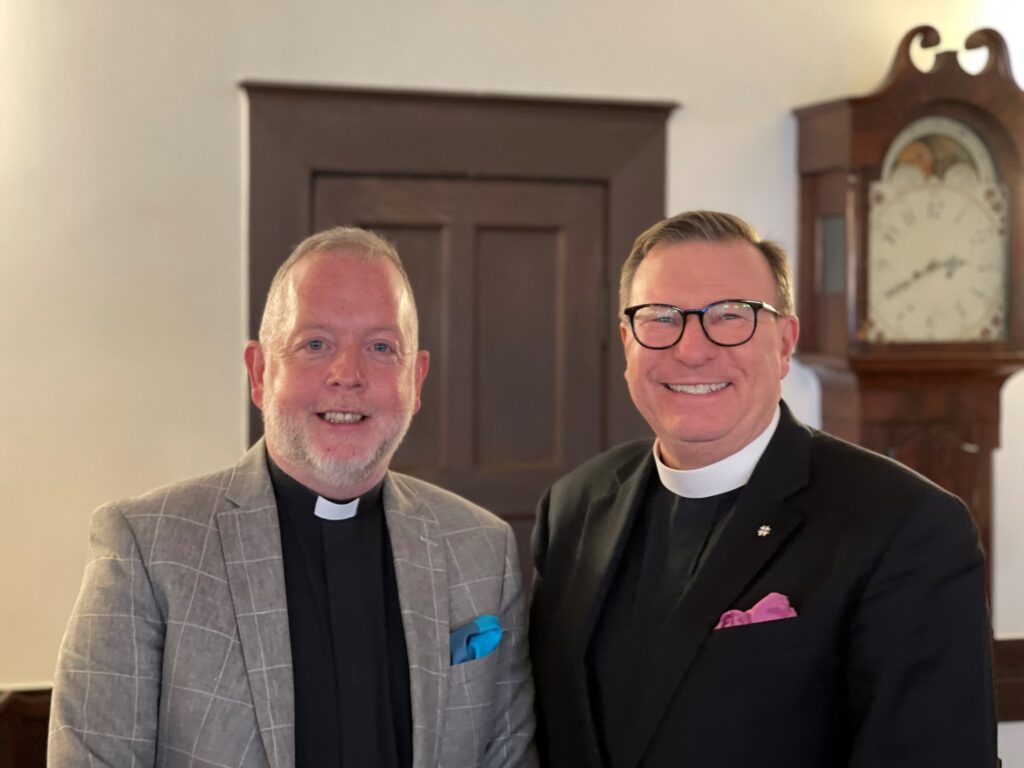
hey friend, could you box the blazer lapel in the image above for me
[382,474,449,768]
[556,452,654,765]
[619,406,812,768]
[219,441,295,768]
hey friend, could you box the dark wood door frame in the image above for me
[242,83,674,447]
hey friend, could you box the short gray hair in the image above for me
[619,210,794,316]
[258,226,417,345]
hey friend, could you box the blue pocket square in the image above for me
[450,614,502,665]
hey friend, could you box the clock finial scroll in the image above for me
[880,25,1015,86]
[794,28,1024,719]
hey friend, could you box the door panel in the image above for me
[476,228,563,468]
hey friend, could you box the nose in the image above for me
[326,346,365,388]
[670,314,717,365]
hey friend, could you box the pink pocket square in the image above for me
[714,592,797,630]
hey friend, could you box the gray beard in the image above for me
[263,404,413,492]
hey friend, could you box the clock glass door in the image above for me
[866,116,1008,343]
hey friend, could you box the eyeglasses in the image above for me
[623,299,783,349]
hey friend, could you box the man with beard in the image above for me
[49,228,535,768]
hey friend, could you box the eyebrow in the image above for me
[292,322,403,334]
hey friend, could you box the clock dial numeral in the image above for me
[968,229,989,246]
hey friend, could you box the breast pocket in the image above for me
[702,616,806,655]
[448,649,500,687]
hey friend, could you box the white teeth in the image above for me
[666,383,728,394]
[321,411,364,424]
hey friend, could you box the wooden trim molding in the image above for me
[996,638,1024,721]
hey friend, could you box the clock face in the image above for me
[867,117,1008,343]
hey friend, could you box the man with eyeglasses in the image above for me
[529,211,995,767]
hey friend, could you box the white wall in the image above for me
[3,0,1022,754]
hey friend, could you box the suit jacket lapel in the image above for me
[619,406,812,768]
[382,474,449,768]
[556,451,654,765]
[219,441,295,768]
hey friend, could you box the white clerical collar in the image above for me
[314,496,359,521]
[653,406,781,498]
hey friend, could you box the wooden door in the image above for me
[245,85,673,582]
[314,176,605,576]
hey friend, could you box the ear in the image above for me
[244,341,267,409]
[777,315,801,379]
[411,350,430,414]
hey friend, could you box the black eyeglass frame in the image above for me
[622,299,784,349]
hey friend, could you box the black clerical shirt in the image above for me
[589,476,740,768]
[269,459,412,768]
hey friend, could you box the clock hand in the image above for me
[940,254,967,278]
[882,255,967,299]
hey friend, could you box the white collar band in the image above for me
[654,406,781,498]
[314,496,359,521]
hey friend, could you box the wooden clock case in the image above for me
[794,26,1024,719]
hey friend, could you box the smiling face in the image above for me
[621,239,799,469]
[244,250,429,498]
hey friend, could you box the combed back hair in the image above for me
[619,210,795,316]
[258,226,417,345]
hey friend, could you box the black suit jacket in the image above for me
[530,403,996,768]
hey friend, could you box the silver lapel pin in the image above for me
[757,525,772,537]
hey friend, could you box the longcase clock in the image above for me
[793,26,1024,720]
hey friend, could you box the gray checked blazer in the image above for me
[48,441,535,767]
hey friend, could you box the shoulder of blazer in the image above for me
[806,426,964,505]
[794,424,977,560]
[99,443,271,539]
[385,470,512,534]
[102,469,235,524]
[545,439,653,519]
[768,402,962,509]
